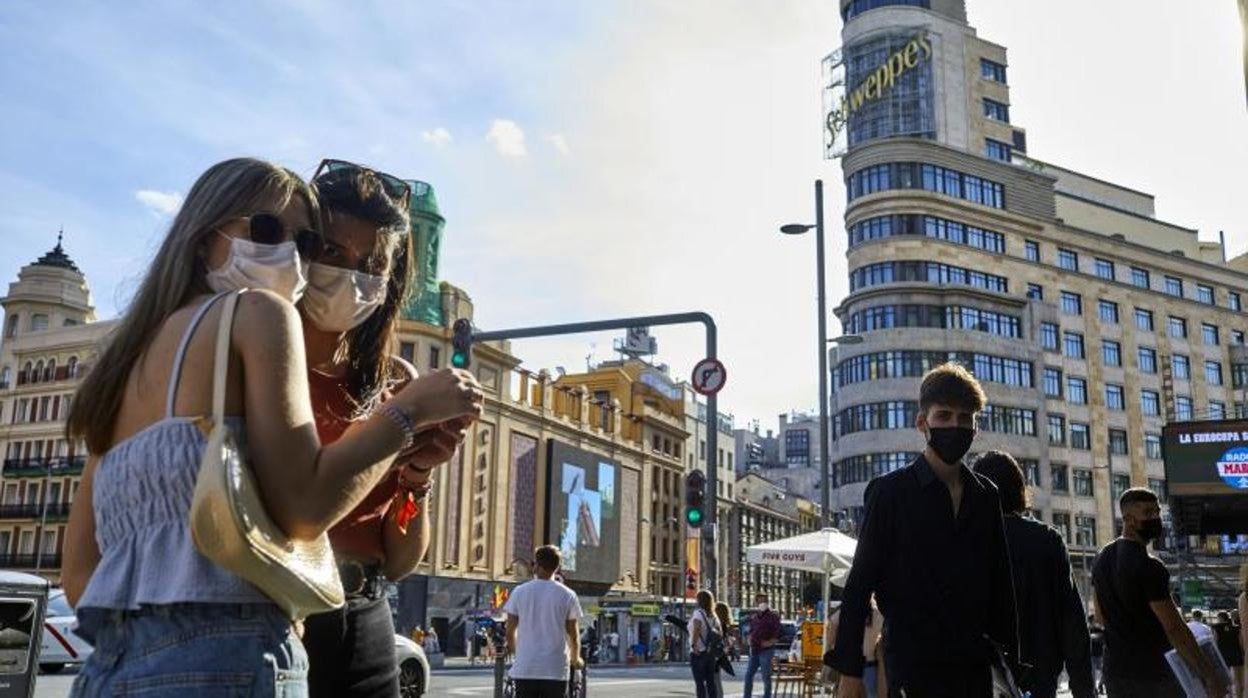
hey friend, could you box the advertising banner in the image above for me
[546,440,622,585]
[1161,419,1248,496]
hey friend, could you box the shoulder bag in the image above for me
[188,290,345,620]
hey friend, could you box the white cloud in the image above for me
[134,189,182,216]
[545,133,570,156]
[486,119,527,158]
[421,127,452,147]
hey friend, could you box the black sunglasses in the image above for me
[233,212,324,259]
[313,158,412,204]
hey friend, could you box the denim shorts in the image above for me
[70,603,308,697]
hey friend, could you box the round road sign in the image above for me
[691,358,727,396]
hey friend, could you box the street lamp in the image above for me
[780,179,837,527]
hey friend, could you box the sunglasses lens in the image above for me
[295,230,324,259]
[249,214,285,245]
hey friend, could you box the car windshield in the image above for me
[47,592,73,617]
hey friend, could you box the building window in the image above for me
[1230,291,1242,312]
[1097,300,1119,324]
[1175,396,1194,421]
[1027,283,1044,300]
[1148,478,1167,502]
[1102,340,1121,367]
[1020,459,1040,486]
[1197,284,1215,305]
[1202,323,1219,346]
[847,214,1006,253]
[1233,331,1245,346]
[1094,258,1115,280]
[1047,414,1066,446]
[3,315,16,338]
[1040,322,1058,351]
[785,430,810,467]
[1205,360,1224,386]
[1141,390,1161,416]
[983,98,1010,122]
[985,139,1011,162]
[1043,368,1062,398]
[977,405,1037,436]
[1164,276,1183,297]
[846,163,1005,209]
[1109,428,1129,455]
[841,0,931,20]
[1138,347,1158,374]
[30,314,48,332]
[1051,465,1069,492]
[1168,316,1188,339]
[1131,267,1151,289]
[1210,401,1227,420]
[849,261,1008,293]
[1053,512,1072,543]
[1112,473,1131,500]
[429,346,441,370]
[1066,377,1088,404]
[1073,469,1094,497]
[846,304,1021,338]
[1105,384,1125,410]
[1075,515,1097,548]
[1173,355,1191,380]
[1134,308,1155,332]
[1057,248,1079,271]
[1063,332,1085,359]
[1234,363,1248,388]
[834,401,920,438]
[981,58,1007,83]
[1060,291,1083,315]
[399,342,415,364]
[1025,240,1039,262]
[1070,423,1091,450]
[1145,433,1162,459]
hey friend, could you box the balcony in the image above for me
[0,553,62,569]
[2,456,87,478]
[0,503,72,520]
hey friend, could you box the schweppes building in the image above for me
[825,0,1248,603]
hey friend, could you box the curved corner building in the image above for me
[827,0,1248,591]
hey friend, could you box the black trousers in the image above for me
[887,663,992,698]
[1103,673,1184,698]
[690,652,719,698]
[514,679,568,698]
[304,595,399,698]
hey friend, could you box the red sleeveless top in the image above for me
[308,369,400,562]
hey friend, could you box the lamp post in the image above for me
[780,180,863,527]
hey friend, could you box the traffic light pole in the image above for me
[473,312,720,593]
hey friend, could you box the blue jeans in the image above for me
[71,603,307,697]
[743,648,776,698]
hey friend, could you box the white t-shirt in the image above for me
[503,578,583,680]
[687,609,721,654]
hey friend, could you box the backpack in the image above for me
[697,610,726,661]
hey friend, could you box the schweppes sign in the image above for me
[824,32,932,158]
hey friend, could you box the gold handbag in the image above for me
[188,291,345,620]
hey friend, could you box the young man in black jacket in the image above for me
[973,450,1094,698]
[830,363,1018,697]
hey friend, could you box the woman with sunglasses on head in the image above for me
[298,160,477,698]
[61,157,484,697]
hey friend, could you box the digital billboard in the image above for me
[1161,419,1248,496]
[545,440,621,585]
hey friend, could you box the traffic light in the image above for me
[685,567,698,592]
[685,469,706,528]
[451,318,472,369]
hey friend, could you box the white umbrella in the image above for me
[745,528,858,660]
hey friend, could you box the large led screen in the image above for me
[545,440,620,584]
[1162,419,1248,496]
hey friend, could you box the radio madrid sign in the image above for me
[823,31,932,159]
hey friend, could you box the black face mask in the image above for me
[1138,517,1164,542]
[926,426,975,464]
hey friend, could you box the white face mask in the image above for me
[301,262,388,332]
[205,234,307,302]
[758,602,770,612]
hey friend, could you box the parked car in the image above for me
[40,589,92,673]
[395,633,431,697]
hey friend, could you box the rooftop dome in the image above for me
[32,231,80,272]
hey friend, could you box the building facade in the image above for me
[827,0,1248,590]
[729,471,821,613]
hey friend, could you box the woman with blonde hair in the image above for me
[62,158,483,696]
[689,590,722,698]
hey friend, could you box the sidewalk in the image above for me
[437,655,696,671]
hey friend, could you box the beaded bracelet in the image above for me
[378,403,416,450]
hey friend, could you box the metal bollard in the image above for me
[493,650,506,698]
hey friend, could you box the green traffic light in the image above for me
[686,509,703,526]
[451,353,468,368]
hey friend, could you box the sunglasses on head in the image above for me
[230,212,324,259]
[314,158,412,204]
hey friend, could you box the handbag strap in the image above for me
[211,291,243,426]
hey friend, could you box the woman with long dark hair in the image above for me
[61,158,483,696]
[689,589,722,698]
[298,160,476,697]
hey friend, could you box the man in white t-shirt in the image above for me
[504,545,584,698]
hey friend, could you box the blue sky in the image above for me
[2,1,1245,429]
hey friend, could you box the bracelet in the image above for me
[378,403,416,450]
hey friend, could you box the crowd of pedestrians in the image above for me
[825,362,1245,697]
